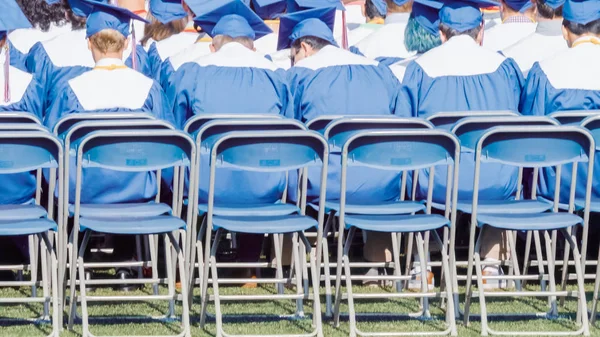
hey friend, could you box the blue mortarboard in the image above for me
[251,0,287,20]
[503,0,533,12]
[563,0,600,25]
[67,0,106,17]
[439,0,498,32]
[370,0,387,17]
[0,0,32,39]
[287,0,344,13]
[149,0,188,24]
[184,0,250,15]
[193,0,272,39]
[277,6,337,50]
[44,0,62,4]
[411,0,443,35]
[392,0,412,6]
[83,0,150,38]
[544,0,565,9]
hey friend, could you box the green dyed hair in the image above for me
[404,17,442,54]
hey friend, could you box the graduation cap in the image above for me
[503,0,533,12]
[370,0,387,17]
[184,0,250,16]
[83,0,150,38]
[193,0,272,40]
[286,0,344,14]
[67,0,98,17]
[411,0,443,36]
[44,0,62,4]
[0,0,32,103]
[391,0,412,5]
[251,0,287,20]
[563,0,600,25]
[277,6,337,50]
[439,0,498,32]
[149,0,188,24]
[545,0,566,9]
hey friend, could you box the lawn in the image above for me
[1,282,600,337]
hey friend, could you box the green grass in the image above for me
[1,282,600,336]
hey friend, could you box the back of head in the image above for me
[211,34,255,50]
[405,17,441,53]
[536,0,564,19]
[384,0,413,14]
[365,0,386,21]
[16,0,68,32]
[562,0,600,39]
[89,28,127,54]
[291,34,332,52]
[141,12,188,46]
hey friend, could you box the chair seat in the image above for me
[198,203,299,217]
[79,215,186,234]
[477,212,583,230]
[0,204,47,220]
[456,199,553,214]
[212,214,317,234]
[321,200,425,215]
[0,218,57,236]
[344,214,449,232]
[538,196,576,212]
[69,203,172,218]
[575,198,600,212]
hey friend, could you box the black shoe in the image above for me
[114,268,140,292]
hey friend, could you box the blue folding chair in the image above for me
[463,125,593,336]
[314,116,433,316]
[52,111,156,137]
[426,110,519,130]
[550,110,600,125]
[185,118,307,290]
[193,130,328,337]
[68,129,195,337]
[332,129,460,337]
[0,111,42,124]
[183,113,283,134]
[0,131,63,337]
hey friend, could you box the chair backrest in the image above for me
[0,111,41,125]
[184,113,283,134]
[305,115,342,134]
[581,114,600,151]
[324,117,433,150]
[63,119,175,147]
[53,111,155,136]
[452,116,559,151]
[76,130,195,172]
[0,131,62,173]
[207,130,328,172]
[0,123,48,132]
[550,110,600,125]
[427,110,519,129]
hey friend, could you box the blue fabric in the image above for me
[402,57,523,204]
[146,42,162,80]
[44,81,171,205]
[79,215,185,234]
[287,58,407,204]
[349,45,364,56]
[545,0,565,9]
[412,0,443,36]
[252,0,287,19]
[376,56,404,66]
[439,0,498,32]
[520,62,600,204]
[212,214,317,233]
[0,0,32,32]
[26,43,152,117]
[504,0,533,12]
[158,58,175,90]
[278,7,337,50]
[168,60,293,205]
[83,0,149,38]
[149,0,187,24]
[287,0,345,12]
[0,219,56,236]
[8,40,28,72]
[344,214,449,232]
[67,0,96,17]
[194,0,272,39]
[563,0,600,25]
[371,0,387,16]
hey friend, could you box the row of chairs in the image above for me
[1,110,600,337]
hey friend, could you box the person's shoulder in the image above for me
[170,42,212,71]
[294,46,378,71]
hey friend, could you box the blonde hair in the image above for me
[90,29,127,54]
[141,12,189,46]
[385,0,413,13]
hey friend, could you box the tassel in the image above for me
[131,26,138,71]
[341,10,348,50]
[4,42,10,103]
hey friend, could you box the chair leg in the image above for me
[506,230,522,291]
[321,213,333,317]
[463,225,478,327]
[343,227,357,337]
[40,235,50,319]
[591,243,600,325]
[273,234,285,295]
[404,232,414,291]
[391,232,402,292]
[291,232,304,317]
[168,232,191,337]
[533,231,547,293]
[199,224,213,328]
[433,229,457,336]
[332,221,346,327]
[562,228,590,336]
[41,233,60,337]
[77,231,92,337]
[29,234,38,298]
[560,226,574,307]
[210,229,224,337]
[67,229,80,331]
[522,231,533,288]
[301,232,323,337]
[148,234,159,295]
[415,232,430,317]
[164,234,176,318]
[473,228,488,336]
[543,230,558,317]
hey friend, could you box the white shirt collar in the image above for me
[95,58,125,67]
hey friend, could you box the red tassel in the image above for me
[4,42,10,103]
[341,10,348,50]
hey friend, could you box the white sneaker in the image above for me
[482,264,508,290]
[408,267,435,291]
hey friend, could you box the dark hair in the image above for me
[384,0,412,13]
[536,0,563,19]
[15,0,68,32]
[291,36,332,52]
[405,17,441,53]
[140,12,188,46]
[63,0,87,30]
[563,18,600,36]
[439,22,482,40]
[365,0,385,21]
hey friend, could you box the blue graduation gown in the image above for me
[0,64,44,204]
[146,30,199,81]
[168,42,291,205]
[26,30,152,116]
[520,40,600,203]
[402,35,525,203]
[287,45,408,204]
[158,39,212,91]
[350,13,415,63]
[45,59,172,205]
